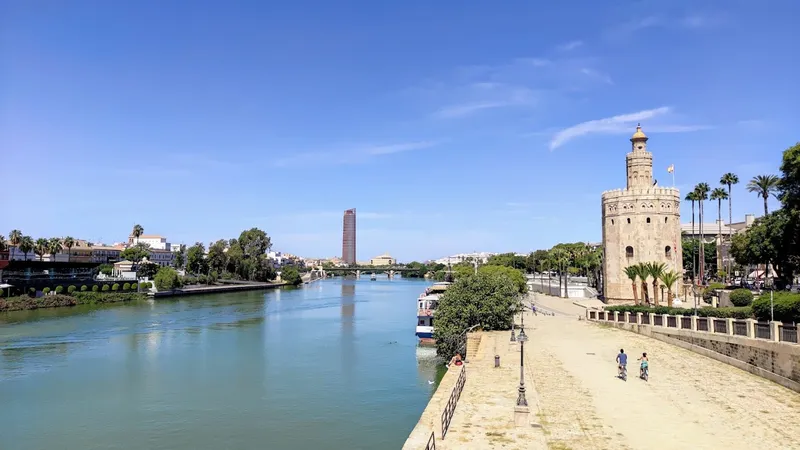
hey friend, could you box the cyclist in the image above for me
[638,352,649,377]
[616,349,627,377]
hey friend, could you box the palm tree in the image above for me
[658,271,681,307]
[34,238,48,261]
[637,263,650,305]
[623,265,640,305]
[647,262,667,306]
[747,175,780,216]
[48,237,63,261]
[720,173,739,279]
[710,188,729,280]
[63,236,75,262]
[0,235,7,252]
[131,224,144,245]
[19,236,34,260]
[684,191,700,282]
[9,230,22,247]
[550,248,569,297]
[694,183,710,284]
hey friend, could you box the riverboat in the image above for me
[415,282,451,345]
[370,273,377,281]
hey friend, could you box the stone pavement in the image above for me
[405,305,800,450]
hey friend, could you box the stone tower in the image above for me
[601,125,683,303]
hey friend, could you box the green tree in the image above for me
[684,191,700,281]
[623,265,641,305]
[98,263,114,276]
[121,243,151,263]
[478,264,527,294]
[63,236,75,262]
[154,267,182,291]
[694,183,710,282]
[280,266,302,286]
[131,224,144,245]
[19,235,34,261]
[0,235,6,253]
[172,244,186,269]
[710,187,729,278]
[658,270,680,307]
[682,238,717,280]
[720,173,739,278]
[485,253,526,271]
[730,210,795,287]
[9,229,22,247]
[433,272,520,359]
[137,261,160,279]
[34,238,48,261]
[207,239,228,274]
[238,228,272,259]
[186,242,207,274]
[48,237,63,261]
[645,262,666,306]
[747,175,780,216]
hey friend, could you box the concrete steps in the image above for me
[466,333,482,361]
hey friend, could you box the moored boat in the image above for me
[415,282,451,345]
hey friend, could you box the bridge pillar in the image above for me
[356,270,361,278]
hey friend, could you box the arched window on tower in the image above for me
[665,246,672,258]
[646,217,651,223]
[626,246,634,258]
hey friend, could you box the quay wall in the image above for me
[153,282,286,298]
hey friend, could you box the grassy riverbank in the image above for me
[0,292,148,312]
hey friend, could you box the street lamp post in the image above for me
[516,326,528,407]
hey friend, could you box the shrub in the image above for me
[729,289,754,307]
[112,283,120,291]
[81,285,88,292]
[752,292,800,323]
[92,285,99,292]
[67,285,76,294]
[155,267,182,291]
[198,274,208,284]
[703,282,726,301]
[603,305,752,319]
[144,282,153,289]
[55,286,64,294]
[28,287,36,297]
[43,287,51,295]
[102,284,110,292]
[123,283,131,291]
[74,292,147,305]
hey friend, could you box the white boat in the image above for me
[415,282,451,344]
[370,273,377,281]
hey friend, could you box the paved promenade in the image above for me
[406,293,800,449]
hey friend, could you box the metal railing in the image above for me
[441,365,466,439]
[667,316,677,328]
[713,319,728,334]
[697,318,709,332]
[780,325,798,344]
[425,431,436,450]
[755,322,772,340]
[733,320,748,337]
[681,317,692,329]
[641,313,650,325]
[654,315,663,326]
[627,314,636,323]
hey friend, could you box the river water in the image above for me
[0,277,445,450]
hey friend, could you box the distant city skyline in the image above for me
[2,1,796,261]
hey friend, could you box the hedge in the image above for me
[123,283,131,291]
[1,292,147,311]
[112,283,120,291]
[604,305,752,319]
[752,292,800,323]
[68,285,77,294]
[729,289,754,307]
[81,285,88,292]
[92,285,100,292]
[102,285,110,292]
[55,286,64,294]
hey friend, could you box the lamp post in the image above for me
[516,326,528,407]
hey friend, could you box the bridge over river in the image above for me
[404,293,800,449]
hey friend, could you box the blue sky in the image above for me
[2,0,798,262]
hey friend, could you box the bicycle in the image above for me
[618,364,627,381]
[640,366,649,381]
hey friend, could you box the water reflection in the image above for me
[341,281,356,381]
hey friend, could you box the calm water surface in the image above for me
[0,278,446,450]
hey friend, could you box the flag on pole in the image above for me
[667,164,674,173]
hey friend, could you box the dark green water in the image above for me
[0,278,446,450]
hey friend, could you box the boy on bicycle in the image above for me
[638,352,649,376]
[616,349,627,376]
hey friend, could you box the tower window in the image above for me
[627,218,631,224]
[646,217,651,223]
[665,246,672,258]
[665,217,668,223]
[611,219,615,225]
[626,246,634,258]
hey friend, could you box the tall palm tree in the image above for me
[623,265,640,305]
[9,230,22,247]
[0,235,7,252]
[48,237,63,261]
[694,183,710,284]
[63,236,75,262]
[637,263,650,305]
[684,191,700,282]
[710,188,729,280]
[720,173,739,279]
[747,175,780,216]
[131,224,144,245]
[34,238,48,261]
[647,262,667,306]
[19,236,34,261]
[550,248,569,297]
[658,271,681,307]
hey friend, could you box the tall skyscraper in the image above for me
[342,208,356,265]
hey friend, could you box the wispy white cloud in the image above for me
[548,107,709,150]
[271,140,441,167]
[580,68,613,85]
[433,101,516,119]
[557,40,583,51]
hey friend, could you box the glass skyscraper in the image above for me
[342,208,356,265]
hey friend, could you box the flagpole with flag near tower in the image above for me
[667,164,675,187]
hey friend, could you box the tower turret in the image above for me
[625,124,653,189]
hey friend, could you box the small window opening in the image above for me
[646,217,651,223]
[627,218,631,224]
[625,246,634,258]
[665,246,672,258]
[665,217,668,223]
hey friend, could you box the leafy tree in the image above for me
[121,243,150,263]
[434,272,520,359]
[478,264,527,294]
[186,242,207,274]
[34,238,48,261]
[137,261,160,279]
[154,267,182,291]
[172,244,186,269]
[682,238,717,282]
[207,239,228,274]
[238,228,272,258]
[280,266,302,286]
[485,253,526,271]
[19,235,34,260]
[730,210,796,287]
[747,174,780,216]
[98,264,114,276]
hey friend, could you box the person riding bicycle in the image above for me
[616,349,627,376]
[638,352,649,376]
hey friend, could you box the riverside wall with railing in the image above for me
[527,278,596,298]
[587,309,800,392]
